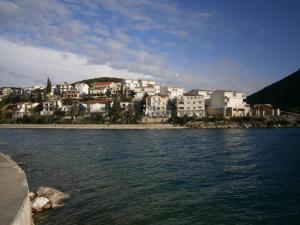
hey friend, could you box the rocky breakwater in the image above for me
[30,187,70,213]
[185,116,300,129]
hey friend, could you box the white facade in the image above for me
[2,88,14,96]
[14,102,39,118]
[40,100,62,115]
[139,79,156,87]
[50,85,58,95]
[161,86,184,100]
[75,83,89,95]
[177,94,205,117]
[145,95,169,117]
[208,90,250,117]
[83,100,112,113]
[124,79,139,90]
[185,90,212,107]
[90,82,121,96]
[57,82,73,94]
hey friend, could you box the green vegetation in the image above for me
[46,77,52,94]
[75,77,123,86]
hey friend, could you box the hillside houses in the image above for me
[0,77,282,123]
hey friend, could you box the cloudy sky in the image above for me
[0,0,299,94]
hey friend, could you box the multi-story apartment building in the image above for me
[176,93,205,117]
[13,102,39,118]
[208,90,250,117]
[40,100,62,115]
[145,95,169,117]
[56,82,73,95]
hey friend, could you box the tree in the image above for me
[46,77,52,94]
[167,99,177,121]
[140,92,148,115]
[109,98,123,122]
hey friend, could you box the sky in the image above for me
[0,0,299,94]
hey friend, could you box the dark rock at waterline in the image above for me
[30,187,70,212]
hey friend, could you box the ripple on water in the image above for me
[0,128,300,225]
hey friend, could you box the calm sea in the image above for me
[0,128,300,225]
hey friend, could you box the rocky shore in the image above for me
[30,186,70,216]
[185,116,300,129]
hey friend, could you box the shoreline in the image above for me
[0,123,186,130]
[0,123,299,129]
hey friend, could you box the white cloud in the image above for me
[0,38,153,86]
[0,1,19,14]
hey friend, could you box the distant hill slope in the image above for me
[74,77,123,86]
[247,69,300,112]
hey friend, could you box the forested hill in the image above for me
[74,77,123,86]
[247,69,300,112]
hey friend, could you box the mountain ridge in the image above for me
[247,69,300,112]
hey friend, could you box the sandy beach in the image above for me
[0,124,186,130]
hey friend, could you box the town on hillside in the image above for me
[0,78,280,124]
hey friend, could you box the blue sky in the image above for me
[0,0,299,94]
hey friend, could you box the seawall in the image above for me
[0,153,31,225]
[0,123,185,129]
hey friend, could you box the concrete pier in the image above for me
[0,153,31,225]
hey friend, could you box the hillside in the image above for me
[74,77,124,86]
[247,69,300,112]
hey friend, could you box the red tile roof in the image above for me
[92,82,112,86]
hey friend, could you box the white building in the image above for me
[13,102,39,118]
[176,93,205,117]
[82,99,112,113]
[160,86,184,100]
[57,82,73,94]
[134,87,147,100]
[75,83,89,96]
[50,85,58,96]
[124,79,139,90]
[145,95,169,117]
[208,90,250,117]
[40,100,62,116]
[2,88,14,96]
[185,89,212,108]
[90,82,121,96]
[139,79,156,87]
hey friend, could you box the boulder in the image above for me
[36,186,70,208]
[29,192,36,201]
[31,197,50,212]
